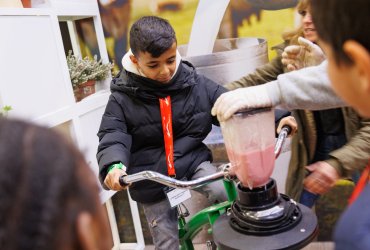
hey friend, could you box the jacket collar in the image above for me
[111,60,197,99]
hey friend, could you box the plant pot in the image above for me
[78,80,96,101]
[21,0,31,7]
[73,86,82,102]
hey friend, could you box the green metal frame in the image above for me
[178,179,237,250]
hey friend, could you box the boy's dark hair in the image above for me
[129,16,177,58]
[311,0,370,65]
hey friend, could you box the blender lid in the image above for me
[234,107,272,117]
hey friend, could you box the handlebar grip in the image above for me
[119,175,129,187]
[281,125,292,135]
[275,125,292,158]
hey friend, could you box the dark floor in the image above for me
[144,242,335,250]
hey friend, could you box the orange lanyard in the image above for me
[348,161,370,205]
[159,96,176,177]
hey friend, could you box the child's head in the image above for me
[311,0,370,117]
[0,118,111,250]
[129,16,178,84]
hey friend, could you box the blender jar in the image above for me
[221,107,275,189]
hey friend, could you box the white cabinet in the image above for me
[0,2,144,249]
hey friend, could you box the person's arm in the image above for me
[212,61,348,122]
[327,116,370,177]
[225,56,285,90]
[97,94,132,188]
[266,61,347,110]
[303,113,370,195]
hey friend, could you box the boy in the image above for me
[97,16,228,249]
[310,0,370,249]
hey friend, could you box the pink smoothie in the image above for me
[227,144,275,189]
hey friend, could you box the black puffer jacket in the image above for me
[97,61,227,203]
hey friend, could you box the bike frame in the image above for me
[122,165,236,249]
[178,178,237,250]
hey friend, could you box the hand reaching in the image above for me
[282,37,326,71]
[211,84,272,122]
[303,161,340,195]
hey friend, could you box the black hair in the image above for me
[129,16,177,58]
[0,118,100,250]
[311,0,370,65]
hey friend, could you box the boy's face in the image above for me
[130,42,177,84]
[320,41,370,118]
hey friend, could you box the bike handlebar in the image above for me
[119,163,231,189]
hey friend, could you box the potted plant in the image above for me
[66,50,113,101]
[0,105,12,117]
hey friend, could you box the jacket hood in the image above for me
[110,60,198,99]
[121,49,182,77]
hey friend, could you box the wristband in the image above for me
[107,162,126,173]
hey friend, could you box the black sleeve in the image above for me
[197,74,227,126]
[96,94,132,186]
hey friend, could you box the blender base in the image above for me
[212,203,318,250]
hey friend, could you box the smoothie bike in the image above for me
[120,107,318,250]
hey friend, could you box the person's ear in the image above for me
[343,40,370,94]
[76,212,98,250]
[129,55,138,65]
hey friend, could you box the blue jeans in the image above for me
[299,189,319,208]
[141,161,227,250]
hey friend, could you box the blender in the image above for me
[213,107,318,250]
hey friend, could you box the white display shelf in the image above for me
[0,7,52,15]
[0,2,145,249]
[48,0,98,15]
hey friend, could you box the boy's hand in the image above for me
[303,161,340,195]
[277,116,298,137]
[282,37,326,71]
[211,85,272,122]
[104,165,130,191]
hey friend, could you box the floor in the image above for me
[144,242,334,250]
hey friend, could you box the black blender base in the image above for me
[212,204,318,250]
